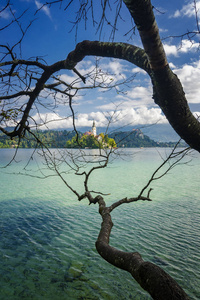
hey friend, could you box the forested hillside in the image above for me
[109,129,179,148]
[0,130,76,148]
[0,129,183,149]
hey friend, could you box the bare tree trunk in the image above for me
[95,197,190,300]
[123,0,200,152]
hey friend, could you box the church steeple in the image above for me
[92,120,96,136]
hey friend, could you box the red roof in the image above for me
[84,131,93,136]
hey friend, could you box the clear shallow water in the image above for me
[0,148,200,299]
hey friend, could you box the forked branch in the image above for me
[92,144,191,300]
[95,196,189,300]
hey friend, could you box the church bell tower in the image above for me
[92,120,97,136]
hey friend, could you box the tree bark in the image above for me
[65,38,200,152]
[95,197,190,300]
[65,41,151,74]
[123,0,200,151]
[4,32,200,152]
[152,66,200,152]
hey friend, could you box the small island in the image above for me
[0,122,186,149]
[66,121,117,149]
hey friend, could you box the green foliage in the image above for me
[0,128,183,149]
[0,130,77,149]
[66,133,117,149]
[0,109,22,121]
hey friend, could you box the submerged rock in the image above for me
[64,261,84,282]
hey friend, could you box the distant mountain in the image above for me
[108,129,179,148]
[141,124,180,142]
[2,123,181,143]
[66,124,180,143]
[0,128,184,148]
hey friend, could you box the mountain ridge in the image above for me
[0,127,185,148]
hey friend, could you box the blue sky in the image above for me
[1,0,200,131]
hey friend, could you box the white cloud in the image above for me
[126,86,152,103]
[172,1,200,18]
[173,10,181,18]
[99,60,125,75]
[90,62,152,110]
[163,44,178,56]
[59,73,82,87]
[132,67,147,75]
[31,106,167,130]
[173,61,200,103]
[31,112,102,129]
[99,59,128,82]
[59,59,127,91]
[194,111,200,119]
[106,61,124,75]
[112,107,167,126]
[179,39,199,52]
[96,101,124,111]
[163,39,199,56]
[169,62,176,69]
[96,83,153,112]
[35,0,52,19]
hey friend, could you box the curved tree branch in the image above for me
[65,40,151,74]
[84,143,192,300]
[1,42,150,142]
[122,0,200,152]
[64,33,200,151]
[0,2,198,298]
[95,196,189,300]
[2,38,199,152]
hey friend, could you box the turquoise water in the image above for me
[0,148,200,299]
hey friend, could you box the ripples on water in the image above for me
[0,199,150,300]
[0,148,200,299]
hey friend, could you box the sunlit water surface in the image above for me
[0,148,200,299]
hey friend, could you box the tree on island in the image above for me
[66,133,117,149]
[0,1,200,299]
[66,124,117,148]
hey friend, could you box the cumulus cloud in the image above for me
[106,60,125,75]
[163,44,178,56]
[169,62,176,69]
[96,88,153,112]
[59,73,82,88]
[31,106,167,130]
[99,60,125,75]
[126,86,152,102]
[132,67,147,75]
[96,82,153,112]
[163,39,199,56]
[178,39,199,52]
[31,112,104,129]
[110,107,167,126]
[97,59,129,83]
[173,61,200,103]
[58,59,128,93]
[172,1,200,18]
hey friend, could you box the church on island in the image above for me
[84,120,97,138]
[83,121,116,148]
[66,121,116,149]
[82,120,105,146]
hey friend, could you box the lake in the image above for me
[0,148,200,299]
